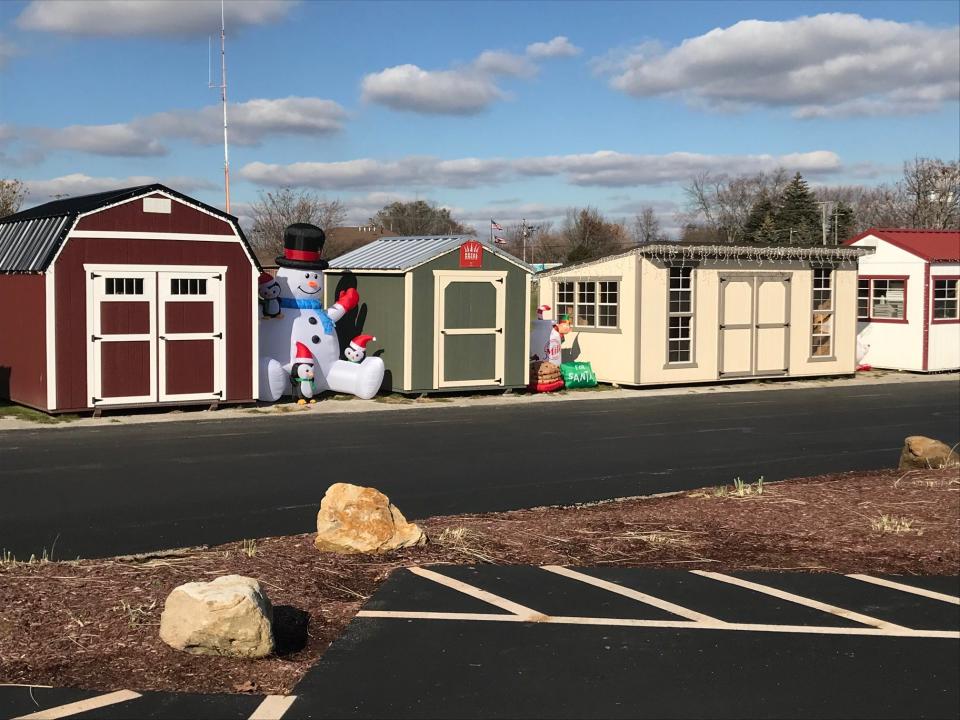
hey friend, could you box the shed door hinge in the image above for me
[91,334,101,342]
[496,327,503,334]
[215,390,223,398]
[213,332,222,339]
[214,274,222,281]
[90,272,100,279]
[91,397,102,404]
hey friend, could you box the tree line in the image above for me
[3,156,955,266]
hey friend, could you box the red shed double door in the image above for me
[86,265,226,407]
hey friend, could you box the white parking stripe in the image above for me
[847,574,960,605]
[12,690,141,719]
[355,610,960,639]
[541,566,725,624]
[249,694,297,720]
[408,566,546,619]
[691,571,909,630]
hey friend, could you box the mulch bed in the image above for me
[1,467,957,696]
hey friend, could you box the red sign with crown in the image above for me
[459,240,484,268]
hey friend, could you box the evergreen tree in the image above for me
[774,173,820,244]
[743,191,776,243]
[756,215,780,244]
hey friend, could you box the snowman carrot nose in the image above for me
[307,280,318,288]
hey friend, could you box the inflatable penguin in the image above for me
[258,272,282,319]
[344,334,376,363]
[258,224,385,401]
[290,341,317,404]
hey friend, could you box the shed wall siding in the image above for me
[536,254,638,384]
[0,274,47,408]
[929,262,960,371]
[412,249,528,391]
[74,193,234,235]
[54,237,254,410]
[851,236,926,371]
[324,272,405,391]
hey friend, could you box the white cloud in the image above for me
[363,36,581,115]
[600,13,960,118]
[17,97,346,159]
[17,0,298,36]
[526,36,581,58]
[361,65,503,115]
[475,50,537,78]
[241,149,845,190]
[22,173,219,205]
[23,173,158,201]
[142,96,347,145]
[33,123,166,156]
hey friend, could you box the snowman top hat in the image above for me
[293,341,315,365]
[276,223,329,270]
[349,334,376,352]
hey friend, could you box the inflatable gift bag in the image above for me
[560,361,597,389]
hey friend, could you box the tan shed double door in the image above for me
[719,273,791,378]
[87,267,225,407]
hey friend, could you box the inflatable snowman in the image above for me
[258,224,385,401]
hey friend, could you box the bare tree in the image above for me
[249,188,347,255]
[631,207,664,245]
[680,169,789,243]
[0,179,28,218]
[901,157,959,229]
[370,200,473,236]
[560,207,628,263]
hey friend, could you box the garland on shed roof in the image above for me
[636,243,870,267]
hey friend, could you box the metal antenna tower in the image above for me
[209,0,231,213]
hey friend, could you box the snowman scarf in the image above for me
[279,298,336,335]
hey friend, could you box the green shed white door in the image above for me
[433,270,506,388]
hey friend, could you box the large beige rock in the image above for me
[898,436,960,471]
[159,575,274,658]
[315,483,426,553]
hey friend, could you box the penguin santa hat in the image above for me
[293,341,315,366]
[349,335,375,353]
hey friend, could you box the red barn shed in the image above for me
[0,185,261,413]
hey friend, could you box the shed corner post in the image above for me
[44,266,57,411]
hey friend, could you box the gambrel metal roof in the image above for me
[328,235,533,273]
[0,184,258,273]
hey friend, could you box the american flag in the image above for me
[490,219,503,231]
[494,236,507,245]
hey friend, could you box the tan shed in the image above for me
[536,243,871,386]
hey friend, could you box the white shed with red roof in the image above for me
[845,228,960,372]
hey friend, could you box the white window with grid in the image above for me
[857,278,907,321]
[576,282,596,327]
[932,278,959,320]
[811,268,833,357]
[668,266,694,363]
[598,281,619,328]
[555,281,574,323]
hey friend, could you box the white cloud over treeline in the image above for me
[241,150,844,190]
[16,0,298,36]
[597,13,959,118]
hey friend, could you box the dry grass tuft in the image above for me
[870,514,920,535]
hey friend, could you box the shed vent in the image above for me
[143,197,172,214]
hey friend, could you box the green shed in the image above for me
[325,236,533,393]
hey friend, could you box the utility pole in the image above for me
[815,201,830,246]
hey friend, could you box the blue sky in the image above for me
[1,0,957,233]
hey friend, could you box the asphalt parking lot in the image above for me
[4,568,957,720]
[293,567,960,719]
